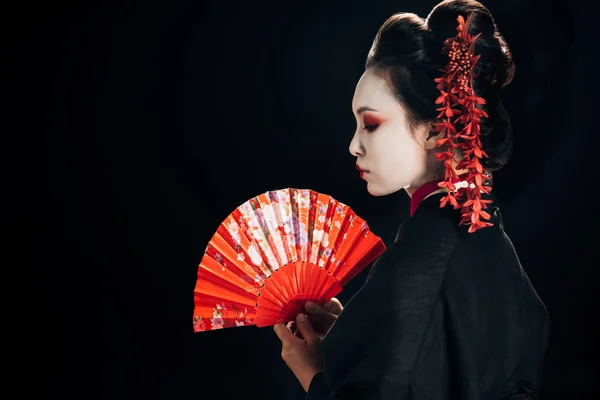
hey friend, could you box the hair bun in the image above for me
[425,0,514,91]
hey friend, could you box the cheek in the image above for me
[371,131,418,170]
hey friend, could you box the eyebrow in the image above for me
[356,106,378,114]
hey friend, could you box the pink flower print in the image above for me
[215,302,227,311]
[298,223,308,245]
[318,204,327,214]
[324,248,332,258]
[298,195,309,208]
[193,316,206,332]
[291,216,308,245]
[211,315,224,329]
[361,222,368,231]
[215,253,225,271]
[235,320,245,327]
[336,205,345,217]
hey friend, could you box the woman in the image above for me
[273,1,550,399]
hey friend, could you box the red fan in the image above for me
[193,188,386,332]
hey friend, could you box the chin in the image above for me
[366,183,396,197]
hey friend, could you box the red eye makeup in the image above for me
[362,113,381,133]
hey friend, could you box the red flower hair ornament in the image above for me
[433,14,494,233]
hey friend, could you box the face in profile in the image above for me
[349,69,435,197]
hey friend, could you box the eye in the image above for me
[363,124,379,133]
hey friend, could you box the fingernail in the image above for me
[298,313,307,321]
[306,302,316,311]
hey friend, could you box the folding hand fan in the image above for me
[193,188,386,332]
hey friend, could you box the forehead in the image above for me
[352,70,396,110]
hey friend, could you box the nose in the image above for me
[349,133,362,157]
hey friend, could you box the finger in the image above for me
[287,321,302,337]
[324,298,343,314]
[273,323,291,342]
[295,313,318,345]
[305,302,337,325]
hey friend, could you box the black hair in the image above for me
[365,0,515,172]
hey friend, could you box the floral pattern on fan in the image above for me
[193,303,254,332]
[193,188,386,332]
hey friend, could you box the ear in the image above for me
[423,123,444,151]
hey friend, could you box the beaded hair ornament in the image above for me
[433,13,493,233]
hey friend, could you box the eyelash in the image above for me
[363,124,379,133]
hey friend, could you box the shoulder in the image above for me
[404,192,517,277]
[366,204,462,291]
[439,206,549,323]
[443,206,522,282]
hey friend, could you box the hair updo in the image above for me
[366,0,515,172]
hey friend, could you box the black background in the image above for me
[9,0,599,398]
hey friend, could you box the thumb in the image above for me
[295,313,318,345]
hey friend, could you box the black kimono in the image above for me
[306,192,550,400]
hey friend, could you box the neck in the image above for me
[408,176,464,217]
[405,164,470,198]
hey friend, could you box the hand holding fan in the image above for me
[193,188,386,332]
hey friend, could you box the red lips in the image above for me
[356,164,368,179]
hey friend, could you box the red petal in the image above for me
[440,196,449,208]
[435,152,448,161]
[475,160,483,173]
[449,196,459,208]
[475,174,483,187]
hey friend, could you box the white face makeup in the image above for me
[349,69,439,197]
